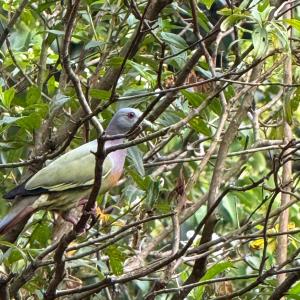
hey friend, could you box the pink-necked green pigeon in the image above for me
[0,107,146,234]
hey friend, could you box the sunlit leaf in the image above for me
[160,32,188,49]
[0,116,21,126]
[258,0,269,12]
[104,246,126,275]
[221,14,246,31]
[26,86,41,105]
[1,87,15,109]
[181,90,205,107]
[193,261,233,299]
[30,223,51,247]
[283,18,300,32]
[200,0,215,10]
[252,26,268,58]
[249,238,264,250]
[189,117,212,136]
[90,89,112,100]
[128,146,145,177]
[145,180,160,210]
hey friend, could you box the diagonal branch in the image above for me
[0,0,29,47]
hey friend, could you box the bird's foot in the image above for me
[95,207,110,223]
[85,205,100,230]
[61,201,106,232]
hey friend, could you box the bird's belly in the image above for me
[35,188,92,212]
[32,156,125,212]
[100,170,122,194]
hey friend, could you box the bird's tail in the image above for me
[0,196,37,235]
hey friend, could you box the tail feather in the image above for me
[0,197,37,235]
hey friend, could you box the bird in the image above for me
[0,107,147,234]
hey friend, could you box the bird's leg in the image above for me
[61,199,102,231]
[76,198,99,230]
[77,198,97,217]
[61,211,77,226]
[60,210,86,234]
[86,204,99,229]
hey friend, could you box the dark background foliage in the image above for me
[1,0,300,299]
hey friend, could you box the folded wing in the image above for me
[25,140,112,192]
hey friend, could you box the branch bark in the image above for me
[277,3,293,289]
[172,64,263,300]
[0,0,29,47]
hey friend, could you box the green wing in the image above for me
[26,140,112,192]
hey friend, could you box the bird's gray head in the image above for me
[106,107,143,135]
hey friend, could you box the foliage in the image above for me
[0,0,300,299]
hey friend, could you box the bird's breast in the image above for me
[108,148,127,183]
[101,140,127,193]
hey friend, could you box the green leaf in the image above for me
[0,240,28,265]
[2,87,15,109]
[218,7,235,16]
[26,86,41,105]
[250,152,266,173]
[189,117,211,136]
[289,282,300,296]
[283,19,300,32]
[84,40,104,50]
[168,45,188,69]
[0,116,20,126]
[219,194,238,226]
[288,295,300,300]
[221,14,245,31]
[104,246,126,275]
[284,88,296,125]
[193,261,233,299]
[144,180,160,210]
[0,141,24,150]
[7,249,23,264]
[128,61,155,83]
[154,198,172,213]
[160,32,188,49]
[291,87,300,112]
[16,112,42,130]
[35,1,57,13]
[123,184,145,203]
[197,11,210,32]
[209,97,222,115]
[90,89,112,100]
[258,0,269,12]
[90,0,106,5]
[181,90,205,107]
[269,21,289,49]
[239,0,251,10]
[107,56,126,67]
[204,261,233,279]
[128,169,151,190]
[47,76,57,96]
[50,93,70,110]
[285,99,293,125]
[252,26,268,58]
[269,125,283,140]
[200,0,215,10]
[128,146,145,177]
[31,223,51,247]
[45,29,65,36]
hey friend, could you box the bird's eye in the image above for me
[127,112,135,119]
